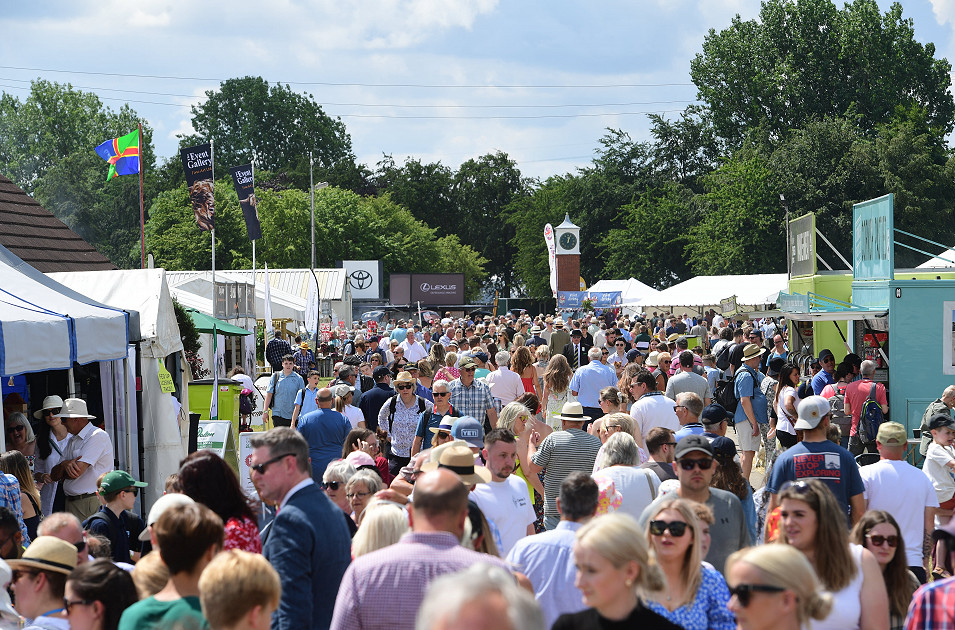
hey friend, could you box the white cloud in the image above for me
[931,0,955,25]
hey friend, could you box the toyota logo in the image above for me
[349,270,373,290]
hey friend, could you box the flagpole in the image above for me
[210,138,216,286]
[251,152,257,370]
[138,123,145,269]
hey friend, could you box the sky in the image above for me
[2,0,954,180]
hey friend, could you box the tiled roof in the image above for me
[0,173,116,272]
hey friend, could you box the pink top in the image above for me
[224,515,262,553]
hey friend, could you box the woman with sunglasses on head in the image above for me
[65,558,139,630]
[643,498,735,630]
[725,544,833,630]
[553,513,681,630]
[776,479,888,630]
[177,450,261,553]
[849,511,917,630]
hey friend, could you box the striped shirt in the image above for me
[531,429,602,518]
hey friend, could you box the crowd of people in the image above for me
[2,308,955,629]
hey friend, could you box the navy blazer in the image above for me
[263,482,351,630]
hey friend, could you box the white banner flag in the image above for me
[210,328,219,420]
[263,263,274,336]
[544,223,557,297]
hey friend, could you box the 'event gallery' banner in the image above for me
[229,164,262,241]
[180,144,215,232]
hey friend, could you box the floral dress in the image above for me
[224,515,262,553]
[544,388,576,431]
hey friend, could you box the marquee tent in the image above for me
[587,278,661,306]
[644,274,789,311]
[917,248,955,268]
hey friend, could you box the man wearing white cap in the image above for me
[49,399,113,522]
[766,395,865,527]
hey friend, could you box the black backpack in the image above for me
[714,376,738,414]
[714,340,732,371]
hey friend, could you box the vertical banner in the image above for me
[180,144,215,231]
[788,213,816,278]
[544,223,557,297]
[229,164,262,241]
[210,327,219,420]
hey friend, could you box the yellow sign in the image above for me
[157,360,176,393]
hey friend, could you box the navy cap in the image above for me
[701,404,731,425]
[372,366,392,380]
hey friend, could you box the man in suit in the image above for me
[561,329,589,369]
[251,428,351,630]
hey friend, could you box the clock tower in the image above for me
[554,213,581,292]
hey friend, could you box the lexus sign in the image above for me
[390,273,465,305]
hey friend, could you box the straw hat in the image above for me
[7,537,77,575]
[741,343,766,361]
[53,398,96,419]
[393,371,416,385]
[422,443,491,484]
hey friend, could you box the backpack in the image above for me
[828,383,850,429]
[239,388,256,415]
[714,340,732,371]
[859,383,886,442]
[733,366,766,422]
[714,375,739,414]
[386,395,427,433]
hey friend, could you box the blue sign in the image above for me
[777,291,810,313]
[588,292,622,307]
[557,291,587,308]
[853,194,894,282]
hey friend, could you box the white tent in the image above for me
[917,248,955,268]
[645,274,789,311]
[166,270,307,322]
[47,269,187,511]
[587,278,661,306]
[0,253,128,376]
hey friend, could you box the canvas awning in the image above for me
[187,309,252,336]
[645,274,789,309]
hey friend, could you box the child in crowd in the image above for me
[924,413,955,578]
[199,549,281,630]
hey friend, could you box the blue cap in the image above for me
[450,416,484,448]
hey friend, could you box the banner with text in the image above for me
[788,213,816,278]
[229,164,261,241]
[180,144,215,231]
[720,295,738,317]
[544,224,557,297]
[557,291,587,308]
[853,194,894,282]
[588,291,622,307]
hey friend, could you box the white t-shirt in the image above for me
[860,459,939,566]
[630,392,679,439]
[775,385,797,435]
[810,544,864,630]
[593,466,661,522]
[343,404,364,429]
[924,442,955,504]
[470,476,536,555]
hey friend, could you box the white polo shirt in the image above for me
[63,422,114,496]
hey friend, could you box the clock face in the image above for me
[559,232,578,251]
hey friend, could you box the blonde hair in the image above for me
[0,450,39,511]
[352,500,409,558]
[497,402,532,433]
[576,514,666,597]
[535,345,550,361]
[445,352,458,367]
[199,549,281,629]
[131,551,170,599]
[726,545,833,625]
[646,498,703,607]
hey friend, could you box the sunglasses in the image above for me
[433,392,449,397]
[436,431,451,439]
[729,584,786,607]
[866,534,899,548]
[250,453,294,475]
[396,384,414,390]
[649,520,688,537]
[779,479,812,495]
[5,426,23,434]
[64,598,95,614]
[12,570,38,582]
[677,457,714,471]
[462,367,477,372]
[322,481,342,491]
[123,487,138,496]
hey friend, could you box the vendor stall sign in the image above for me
[720,296,738,317]
[197,421,239,471]
[157,360,176,394]
[238,432,262,497]
[778,291,810,314]
[853,194,894,282]
[788,213,817,278]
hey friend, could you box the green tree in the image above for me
[505,178,572,298]
[452,151,528,296]
[373,156,456,231]
[691,0,954,144]
[185,76,354,174]
[647,106,721,191]
[689,148,785,275]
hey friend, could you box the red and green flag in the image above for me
[94,130,140,180]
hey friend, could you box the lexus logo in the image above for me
[420,282,456,292]
[349,270,373,290]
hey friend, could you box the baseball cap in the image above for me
[875,422,906,446]
[701,404,731,426]
[929,413,955,431]
[100,470,148,495]
[372,366,392,380]
[450,416,484,448]
[674,434,715,460]
[138,493,195,541]
[818,348,834,363]
[794,395,830,430]
[458,356,477,369]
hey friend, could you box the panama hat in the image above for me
[553,401,591,423]
[33,395,64,420]
[421,443,491,485]
[53,398,96,419]
[741,343,766,361]
[7,537,77,575]
[645,351,660,367]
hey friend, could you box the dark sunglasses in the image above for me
[436,431,451,439]
[322,481,342,491]
[5,426,23,434]
[462,367,477,372]
[729,584,786,607]
[64,598,95,614]
[396,384,414,390]
[250,453,294,474]
[649,520,688,537]
[433,392,449,397]
[677,458,714,471]
[866,534,898,548]
[123,487,138,496]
